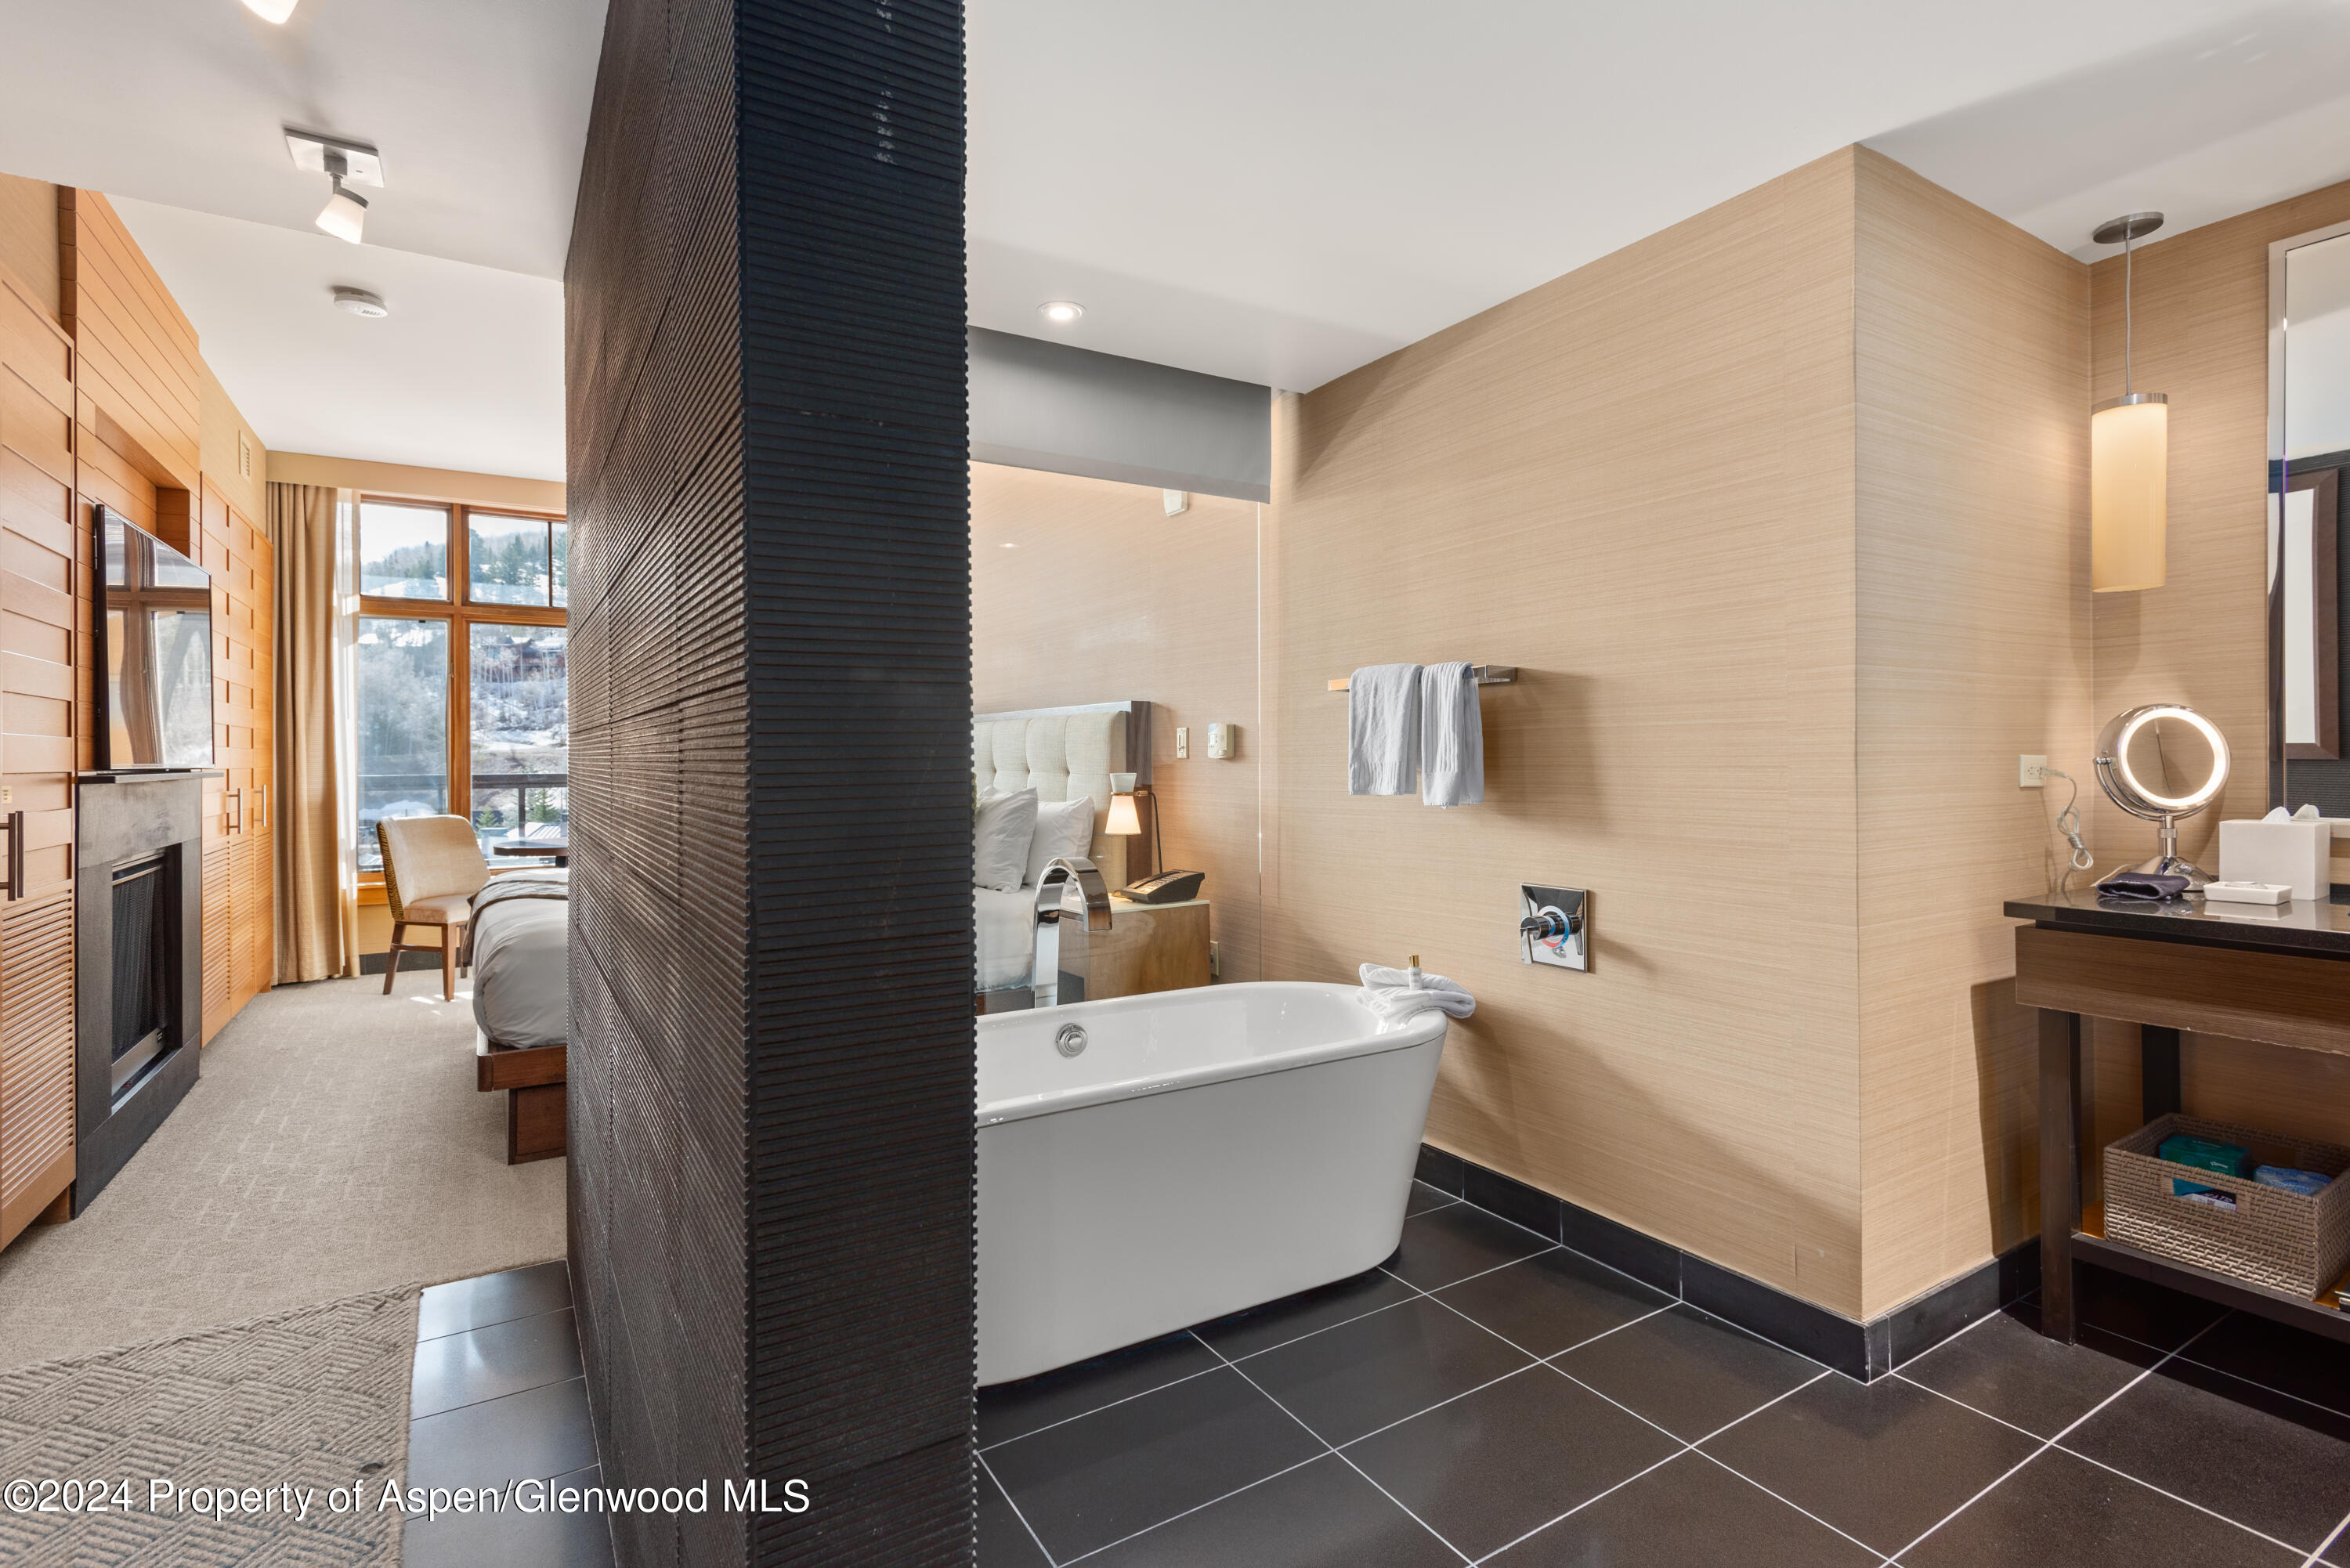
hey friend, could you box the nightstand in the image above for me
[1090,895,1213,998]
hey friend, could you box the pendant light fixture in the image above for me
[2091,211,2168,592]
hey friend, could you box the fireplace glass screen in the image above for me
[110,856,172,1096]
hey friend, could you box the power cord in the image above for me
[2044,768,2096,893]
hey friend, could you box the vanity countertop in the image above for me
[2004,887,2350,959]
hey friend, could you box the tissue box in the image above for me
[2218,818,2329,900]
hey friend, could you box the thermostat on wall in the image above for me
[1207,722,1234,759]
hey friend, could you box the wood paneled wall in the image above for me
[60,192,200,496]
[1267,147,1873,1315]
[1265,146,2095,1320]
[0,263,80,1246]
[2079,178,2350,1183]
[1850,152,2092,1313]
[0,176,59,323]
[971,462,1260,981]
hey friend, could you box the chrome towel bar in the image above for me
[1326,665,1517,692]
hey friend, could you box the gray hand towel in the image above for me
[1419,662,1484,807]
[1347,664,1423,795]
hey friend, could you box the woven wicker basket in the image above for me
[2103,1113,2350,1299]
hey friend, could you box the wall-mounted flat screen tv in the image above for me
[95,505,214,771]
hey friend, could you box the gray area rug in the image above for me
[0,1285,417,1565]
[0,977,565,1369]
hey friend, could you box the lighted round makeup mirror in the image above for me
[2093,703,2230,888]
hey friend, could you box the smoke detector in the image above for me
[332,287,389,318]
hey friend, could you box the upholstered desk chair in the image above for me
[377,815,491,1001]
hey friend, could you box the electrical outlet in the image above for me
[1209,941,1220,978]
[1176,727,1189,759]
[2019,754,2048,788]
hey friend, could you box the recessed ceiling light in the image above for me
[332,287,388,318]
[1037,300,1083,325]
[244,0,298,20]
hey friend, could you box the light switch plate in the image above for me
[1520,884,1589,971]
[1176,727,1189,759]
[1208,722,1233,759]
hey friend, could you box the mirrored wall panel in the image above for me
[971,463,1260,1010]
[2272,223,2350,810]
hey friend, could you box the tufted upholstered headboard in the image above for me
[973,700,1152,883]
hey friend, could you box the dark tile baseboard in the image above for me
[1415,1143,2039,1381]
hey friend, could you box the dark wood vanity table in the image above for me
[2008,889,2350,1347]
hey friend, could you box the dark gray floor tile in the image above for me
[400,1465,614,1568]
[1195,1270,1426,1362]
[1382,1203,1554,1292]
[1434,1246,1672,1358]
[2073,1270,2229,1352]
[977,1460,1053,1568]
[410,1307,586,1419]
[1238,1295,1533,1446]
[2178,1311,2350,1420]
[1896,1446,2299,1566]
[1896,1299,2159,1438]
[1488,1450,1877,1566]
[1086,1454,1459,1568]
[1550,1303,1817,1442]
[979,1331,1220,1448]
[985,1365,1325,1563]
[1699,1366,2041,1555]
[417,1260,573,1341]
[1404,1181,1458,1218]
[407,1377,599,1496]
[1344,1363,1681,1561]
[2062,1356,2350,1553]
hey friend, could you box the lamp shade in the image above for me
[315,186,367,245]
[2092,393,2167,591]
[1104,793,1141,836]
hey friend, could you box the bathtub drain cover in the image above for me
[1054,1024,1087,1058]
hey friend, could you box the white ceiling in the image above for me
[114,199,566,481]
[4,0,2350,477]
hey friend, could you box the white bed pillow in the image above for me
[1024,794,1097,887]
[974,788,1037,892]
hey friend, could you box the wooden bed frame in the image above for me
[475,1031,566,1164]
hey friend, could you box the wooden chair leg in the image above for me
[383,923,404,994]
[442,933,457,1002]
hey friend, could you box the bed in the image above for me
[974,700,1150,1006]
[464,867,570,1163]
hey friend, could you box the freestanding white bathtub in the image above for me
[975,981,1449,1386]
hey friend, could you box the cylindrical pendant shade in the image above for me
[2092,393,2167,591]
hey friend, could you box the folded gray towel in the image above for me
[2097,872,2190,902]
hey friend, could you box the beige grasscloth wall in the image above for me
[2079,179,2350,1186]
[971,462,1263,981]
[1264,146,2095,1320]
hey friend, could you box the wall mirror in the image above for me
[2270,220,2350,810]
[970,464,1261,1011]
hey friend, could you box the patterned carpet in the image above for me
[0,978,566,1371]
[0,1286,417,1565]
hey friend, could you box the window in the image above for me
[359,501,450,599]
[352,497,567,870]
[469,624,567,851]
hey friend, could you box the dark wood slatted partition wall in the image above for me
[565,0,972,1563]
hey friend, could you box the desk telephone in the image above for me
[1117,869,1204,905]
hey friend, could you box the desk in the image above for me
[2008,889,2350,1347]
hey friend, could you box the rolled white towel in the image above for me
[1358,962,1475,1029]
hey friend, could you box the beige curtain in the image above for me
[270,482,351,981]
